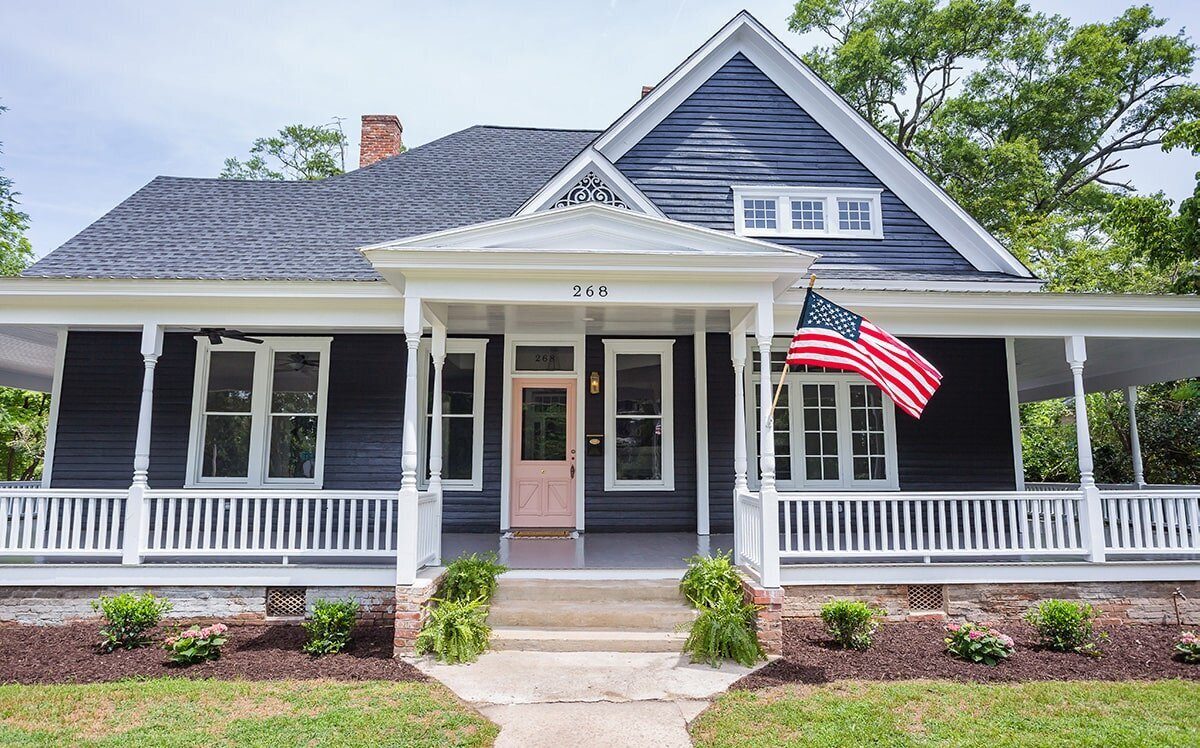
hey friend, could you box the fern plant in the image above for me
[415,597,491,664]
[440,552,508,604]
[683,590,764,668]
[680,550,743,609]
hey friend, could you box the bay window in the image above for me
[188,337,331,486]
[604,339,675,490]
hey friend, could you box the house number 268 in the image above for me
[572,285,608,298]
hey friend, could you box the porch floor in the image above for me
[443,532,733,570]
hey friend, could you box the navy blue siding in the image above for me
[441,335,504,532]
[583,336,698,532]
[322,334,405,490]
[705,333,736,533]
[617,53,974,273]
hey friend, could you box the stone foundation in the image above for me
[782,581,1200,625]
[741,576,784,656]
[0,585,394,626]
[392,571,446,657]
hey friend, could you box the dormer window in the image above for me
[733,186,883,239]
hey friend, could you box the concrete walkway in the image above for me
[414,650,754,747]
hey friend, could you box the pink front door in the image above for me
[510,378,577,528]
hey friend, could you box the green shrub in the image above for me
[820,600,883,650]
[683,590,764,668]
[415,597,491,664]
[440,552,507,604]
[302,598,360,655]
[680,551,742,609]
[163,623,228,665]
[944,622,1015,666]
[1024,599,1106,656]
[91,592,173,652]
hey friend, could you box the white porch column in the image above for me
[397,300,423,585]
[123,323,163,565]
[731,322,749,493]
[1005,337,1025,490]
[694,324,710,536]
[1066,336,1105,562]
[757,301,780,587]
[428,319,446,565]
[1126,386,1146,488]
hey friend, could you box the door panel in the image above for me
[511,379,577,528]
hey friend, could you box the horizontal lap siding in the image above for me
[442,335,503,532]
[322,334,404,490]
[584,336,697,531]
[616,53,971,272]
[895,337,1016,491]
[705,333,735,533]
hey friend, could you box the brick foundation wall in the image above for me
[782,581,1200,626]
[393,572,446,657]
[741,576,784,656]
[0,586,393,626]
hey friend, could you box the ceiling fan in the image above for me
[198,328,264,345]
[275,352,320,372]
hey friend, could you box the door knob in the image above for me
[540,469,545,474]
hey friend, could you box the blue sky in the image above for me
[3,0,1198,257]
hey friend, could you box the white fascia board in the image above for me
[362,202,817,259]
[0,278,401,299]
[516,147,666,217]
[591,11,1032,279]
[813,277,1044,293]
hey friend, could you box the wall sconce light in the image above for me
[589,371,601,395]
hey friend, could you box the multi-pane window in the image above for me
[190,338,330,486]
[748,366,896,489]
[742,198,777,230]
[791,199,825,231]
[604,340,675,490]
[837,199,873,232]
[419,339,487,491]
[733,187,881,238]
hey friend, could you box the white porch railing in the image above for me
[1101,488,1200,555]
[0,481,41,489]
[0,489,127,555]
[416,489,440,567]
[734,489,763,573]
[775,491,1087,561]
[142,490,400,558]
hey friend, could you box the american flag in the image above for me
[786,291,942,418]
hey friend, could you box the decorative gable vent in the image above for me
[553,172,629,210]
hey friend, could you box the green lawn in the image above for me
[691,680,1200,748]
[0,678,496,747]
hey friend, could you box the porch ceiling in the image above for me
[0,325,59,392]
[437,303,737,335]
[1015,336,1200,402]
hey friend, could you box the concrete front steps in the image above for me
[487,579,695,653]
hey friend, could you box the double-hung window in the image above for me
[418,338,487,491]
[749,352,897,490]
[733,186,883,239]
[188,337,331,487]
[604,339,675,491]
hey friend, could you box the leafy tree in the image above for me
[0,105,34,274]
[221,122,349,180]
[0,103,47,481]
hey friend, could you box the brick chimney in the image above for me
[359,115,404,168]
[641,85,655,99]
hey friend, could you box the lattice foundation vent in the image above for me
[266,587,306,618]
[908,584,945,611]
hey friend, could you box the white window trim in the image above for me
[185,336,332,489]
[732,185,884,240]
[417,337,488,492]
[746,347,898,491]
[603,339,675,491]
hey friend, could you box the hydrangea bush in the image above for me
[164,623,229,665]
[1176,631,1200,663]
[944,622,1015,666]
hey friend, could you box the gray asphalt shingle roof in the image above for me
[24,125,600,281]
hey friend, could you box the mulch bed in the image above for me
[735,620,1200,689]
[0,622,424,685]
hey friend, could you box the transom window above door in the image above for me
[732,186,884,239]
[187,336,331,487]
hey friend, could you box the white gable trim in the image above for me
[516,148,665,217]
[590,11,1033,279]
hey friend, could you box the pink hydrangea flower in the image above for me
[968,630,984,639]
[946,623,961,632]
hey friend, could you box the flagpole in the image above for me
[767,274,816,425]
